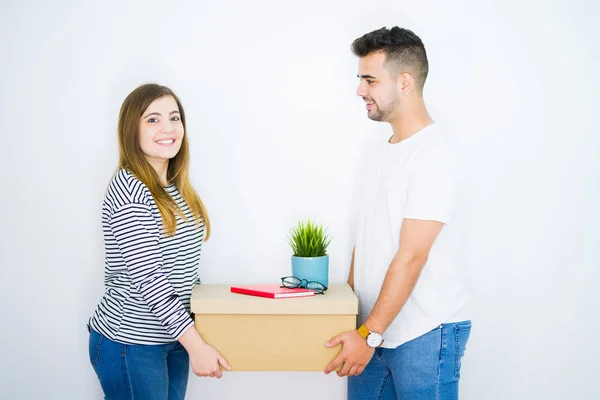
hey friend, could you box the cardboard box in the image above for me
[191,284,358,371]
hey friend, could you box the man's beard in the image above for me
[368,90,400,122]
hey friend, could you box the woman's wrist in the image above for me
[178,326,206,352]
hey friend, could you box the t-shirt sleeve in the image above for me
[402,148,458,224]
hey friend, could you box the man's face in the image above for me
[356,52,400,122]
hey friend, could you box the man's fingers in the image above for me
[348,365,359,376]
[337,361,352,377]
[325,334,343,348]
[324,354,344,374]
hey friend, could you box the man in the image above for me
[324,26,471,399]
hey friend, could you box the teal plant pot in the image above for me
[291,255,329,288]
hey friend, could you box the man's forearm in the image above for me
[363,252,427,334]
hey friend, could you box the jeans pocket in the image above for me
[454,321,471,379]
[89,330,104,367]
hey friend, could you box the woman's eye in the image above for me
[171,116,180,121]
[148,118,158,123]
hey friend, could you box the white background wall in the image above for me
[1,0,598,399]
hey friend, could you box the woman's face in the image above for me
[138,95,184,165]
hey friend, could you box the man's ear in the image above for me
[398,72,414,95]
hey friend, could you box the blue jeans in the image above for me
[89,329,189,400]
[348,321,471,400]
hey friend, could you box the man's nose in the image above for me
[356,81,367,97]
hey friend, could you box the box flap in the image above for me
[191,284,358,315]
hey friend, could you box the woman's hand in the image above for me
[179,326,231,378]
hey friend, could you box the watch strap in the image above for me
[357,324,370,339]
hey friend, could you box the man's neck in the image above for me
[388,99,434,144]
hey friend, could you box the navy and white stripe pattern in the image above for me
[89,169,204,344]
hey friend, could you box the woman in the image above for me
[88,83,229,399]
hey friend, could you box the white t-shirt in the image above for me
[351,123,470,348]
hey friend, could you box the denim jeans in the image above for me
[348,321,471,400]
[89,329,189,400]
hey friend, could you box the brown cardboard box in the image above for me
[191,283,358,371]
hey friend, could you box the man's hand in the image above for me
[323,330,375,377]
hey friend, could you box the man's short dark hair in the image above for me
[351,27,429,92]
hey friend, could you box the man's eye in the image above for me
[367,80,374,85]
[171,116,180,121]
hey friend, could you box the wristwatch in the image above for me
[357,324,384,348]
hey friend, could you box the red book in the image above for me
[230,284,315,299]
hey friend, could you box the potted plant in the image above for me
[288,220,331,288]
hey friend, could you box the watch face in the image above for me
[367,332,383,347]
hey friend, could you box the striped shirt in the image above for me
[89,169,204,344]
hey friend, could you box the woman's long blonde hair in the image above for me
[117,83,210,238]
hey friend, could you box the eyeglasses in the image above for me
[281,276,328,294]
